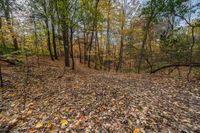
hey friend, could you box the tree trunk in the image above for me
[4,0,18,50]
[94,31,98,69]
[88,31,95,68]
[0,64,3,87]
[52,22,58,59]
[55,0,62,57]
[137,18,151,73]
[43,1,54,61]
[116,16,124,72]
[83,28,88,64]
[88,0,100,68]
[50,1,58,60]
[0,17,6,47]
[77,31,82,63]
[97,31,102,69]
[62,22,70,67]
[187,26,195,80]
[106,0,111,71]
[70,27,75,70]
[45,20,54,61]
[32,15,40,66]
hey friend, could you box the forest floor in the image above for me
[0,57,200,133]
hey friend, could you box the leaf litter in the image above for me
[0,57,199,133]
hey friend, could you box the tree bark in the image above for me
[45,19,54,61]
[32,14,40,66]
[77,31,82,63]
[97,31,102,69]
[137,18,151,73]
[106,0,111,71]
[0,17,6,47]
[4,0,18,50]
[88,0,100,68]
[187,26,195,80]
[0,64,3,87]
[88,31,95,68]
[70,27,75,70]
[83,30,88,64]
[62,21,70,67]
[55,0,62,57]
[43,1,54,61]
[50,1,58,60]
[51,22,58,59]
[116,13,125,72]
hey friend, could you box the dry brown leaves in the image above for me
[0,57,199,133]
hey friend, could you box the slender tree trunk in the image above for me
[187,26,195,80]
[88,31,95,68]
[0,65,3,87]
[77,31,82,63]
[43,1,54,61]
[62,22,70,67]
[96,31,102,69]
[70,27,75,70]
[106,0,111,71]
[100,32,105,69]
[0,17,6,47]
[45,20,54,61]
[94,31,98,69]
[32,15,40,66]
[116,18,124,72]
[4,0,18,50]
[52,22,58,59]
[0,64,3,111]
[137,18,151,73]
[88,0,100,68]
[3,0,19,50]
[148,32,153,72]
[83,30,88,64]
[50,1,58,60]
[55,0,62,57]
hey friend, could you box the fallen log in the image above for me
[151,63,200,74]
[0,56,21,65]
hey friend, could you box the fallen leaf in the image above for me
[133,128,140,133]
[60,119,68,127]
[27,110,33,116]
[35,122,43,128]
[47,121,53,128]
